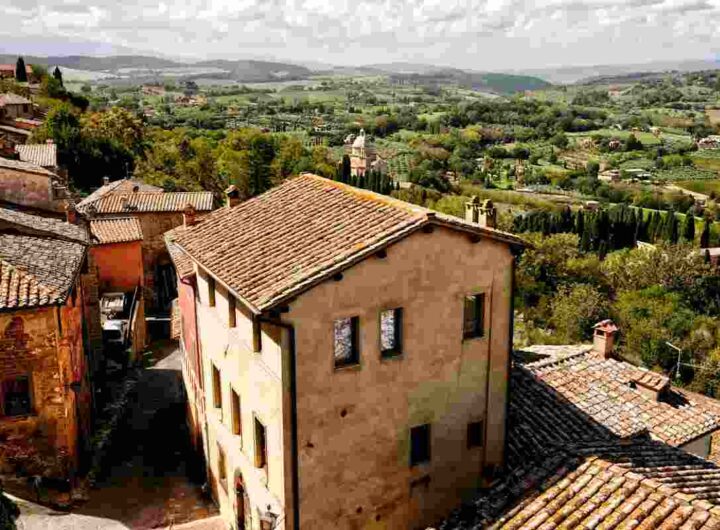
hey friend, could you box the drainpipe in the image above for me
[258,315,299,530]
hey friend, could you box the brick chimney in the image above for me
[46,139,54,145]
[225,185,241,208]
[183,203,197,227]
[103,176,110,186]
[64,201,78,225]
[593,319,619,359]
[465,196,497,228]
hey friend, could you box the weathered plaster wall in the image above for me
[194,268,287,530]
[0,168,61,212]
[90,240,144,293]
[285,226,514,530]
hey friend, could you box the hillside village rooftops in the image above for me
[76,178,163,209]
[89,217,143,244]
[15,143,57,168]
[0,156,55,177]
[0,206,88,244]
[165,227,194,279]
[0,93,31,106]
[514,345,720,450]
[171,173,525,313]
[78,191,214,214]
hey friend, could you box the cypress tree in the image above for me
[53,66,63,86]
[15,56,27,82]
[664,213,679,244]
[575,209,584,237]
[341,155,351,183]
[701,219,711,248]
[682,214,696,243]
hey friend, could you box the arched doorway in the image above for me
[235,473,250,530]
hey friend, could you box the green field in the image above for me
[676,179,720,195]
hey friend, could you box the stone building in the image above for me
[0,157,70,214]
[344,129,387,177]
[167,174,525,530]
[0,207,97,479]
[77,179,214,313]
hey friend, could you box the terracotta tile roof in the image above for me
[172,174,525,312]
[441,441,720,530]
[0,207,88,244]
[515,346,720,447]
[89,217,143,244]
[0,233,85,310]
[0,156,55,176]
[15,143,57,167]
[0,93,31,106]
[76,179,163,209]
[0,124,32,137]
[164,227,194,279]
[78,191,213,214]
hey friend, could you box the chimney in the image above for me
[183,203,197,227]
[64,201,78,225]
[225,185,241,208]
[465,196,497,228]
[103,176,110,186]
[592,319,619,359]
[631,371,670,402]
[46,139,53,145]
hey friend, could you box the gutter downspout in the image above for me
[258,315,299,530]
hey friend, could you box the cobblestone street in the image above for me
[15,342,218,530]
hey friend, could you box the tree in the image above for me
[550,284,610,343]
[586,160,600,178]
[701,219,712,248]
[664,213,679,244]
[682,214,696,244]
[14,57,27,83]
[341,155,351,184]
[52,66,63,87]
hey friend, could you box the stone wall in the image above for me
[0,167,63,213]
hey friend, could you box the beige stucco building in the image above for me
[168,175,524,530]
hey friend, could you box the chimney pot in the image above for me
[465,196,496,228]
[46,139,53,145]
[593,319,619,359]
[225,185,241,208]
[64,201,78,225]
[103,176,110,186]
[183,203,197,227]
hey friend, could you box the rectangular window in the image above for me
[231,389,242,436]
[212,365,222,410]
[1,377,32,417]
[463,294,485,339]
[254,417,267,470]
[228,295,236,328]
[380,308,403,357]
[410,424,431,467]
[467,420,484,449]
[208,277,216,307]
[334,316,359,368]
[217,444,227,489]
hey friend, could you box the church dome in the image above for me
[352,129,366,149]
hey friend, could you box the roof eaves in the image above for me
[431,214,530,249]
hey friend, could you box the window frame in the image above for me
[379,307,404,358]
[1,375,33,418]
[217,443,227,491]
[231,388,242,438]
[212,364,222,411]
[466,420,485,449]
[333,316,360,369]
[463,293,486,340]
[207,276,216,307]
[228,294,237,328]
[409,424,431,467]
[254,415,268,471]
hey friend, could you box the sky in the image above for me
[1,0,720,70]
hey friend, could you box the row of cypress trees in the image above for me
[513,205,713,254]
[335,154,396,195]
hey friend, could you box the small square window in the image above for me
[228,295,236,328]
[467,421,484,449]
[463,294,485,340]
[2,376,32,417]
[212,365,222,410]
[410,424,431,467]
[380,308,403,357]
[334,316,359,368]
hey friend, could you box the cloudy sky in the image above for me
[1,0,720,69]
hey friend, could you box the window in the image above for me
[208,277,216,307]
[410,424,431,466]
[217,444,227,489]
[228,295,236,328]
[231,389,242,436]
[467,421,484,449]
[463,294,485,339]
[380,308,403,357]
[254,417,267,470]
[2,377,32,417]
[212,365,222,410]
[334,316,359,368]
